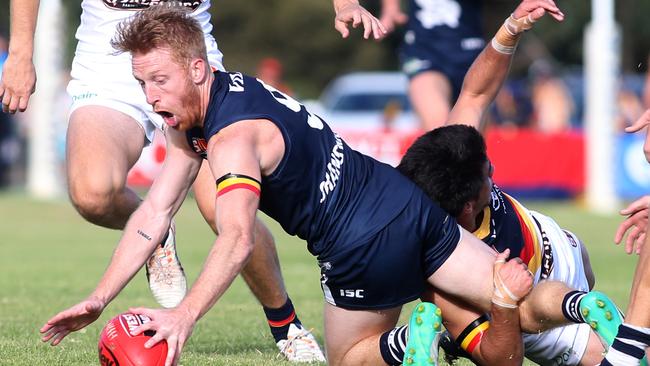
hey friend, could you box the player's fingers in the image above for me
[18,96,29,112]
[132,322,155,336]
[620,198,650,215]
[164,338,177,366]
[352,12,362,28]
[626,110,650,132]
[374,18,388,39]
[495,248,510,262]
[50,330,70,346]
[614,219,635,243]
[144,331,166,349]
[361,14,373,39]
[129,307,153,318]
[625,226,642,254]
[334,19,350,38]
[635,233,647,255]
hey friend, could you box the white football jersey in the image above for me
[75,1,216,56]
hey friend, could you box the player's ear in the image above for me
[189,58,206,83]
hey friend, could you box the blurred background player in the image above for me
[379,0,485,130]
[0,0,387,361]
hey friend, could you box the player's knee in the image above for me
[68,180,119,225]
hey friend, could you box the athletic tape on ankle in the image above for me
[492,259,520,308]
[491,13,536,54]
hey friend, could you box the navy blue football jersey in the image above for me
[405,0,483,51]
[190,72,418,256]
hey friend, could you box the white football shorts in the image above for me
[522,211,593,366]
[67,36,224,145]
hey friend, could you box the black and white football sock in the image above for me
[562,290,588,323]
[600,323,650,366]
[379,325,408,365]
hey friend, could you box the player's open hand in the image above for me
[40,297,105,346]
[625,109,650,163]
[334,1,387,40]
[512,0,565,27]
[492,249,534,308]
[615,195,650,254]
[129,306,196,366]
[0,53,36,113]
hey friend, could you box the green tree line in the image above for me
[1,0,649,98]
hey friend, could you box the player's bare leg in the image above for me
[193,161,325,362]
[324,303,402,365]
[66,106,144,229]
[409,71,452,131]
[66,106,186,308]
[428,228,620,338]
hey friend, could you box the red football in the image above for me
[98,313,168,366]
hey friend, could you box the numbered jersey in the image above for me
[406,0,483,48]
[190,71,417,256]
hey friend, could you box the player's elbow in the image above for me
[474,342,524,366]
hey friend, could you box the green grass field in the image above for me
[0,192,639,365]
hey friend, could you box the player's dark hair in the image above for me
[111,3,207,68]
[397,125,487,217]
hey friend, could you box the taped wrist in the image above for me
[491,13,536,54]
[492,259,520,308]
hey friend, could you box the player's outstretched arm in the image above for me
[447,0,564,128]
[333,0,387,40]
[1,0,39,113]
[435,249,533,365]
[39,129,201,347]
[128,120,267,366]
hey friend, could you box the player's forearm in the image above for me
[8,0,40,58]
[474,306,524,365]
[90,206,170,305]
[179,233,255,322]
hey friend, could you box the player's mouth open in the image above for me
[157,111,178,127]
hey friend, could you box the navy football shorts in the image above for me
[318,189,461,310]
[399,37,483,100]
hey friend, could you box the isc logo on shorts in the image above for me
[340,289,365,298]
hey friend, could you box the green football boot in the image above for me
[403,302,443,366]
[579,291,623,348]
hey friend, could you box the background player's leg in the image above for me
[409,71,452,131]
[193,161,325,361]
[66,106,144,228]
[193,161,288,307]
[324,303,402,365]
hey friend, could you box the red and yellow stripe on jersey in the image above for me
[216,173,261,197]
[504,193,541,274]
[473,185,542,276]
